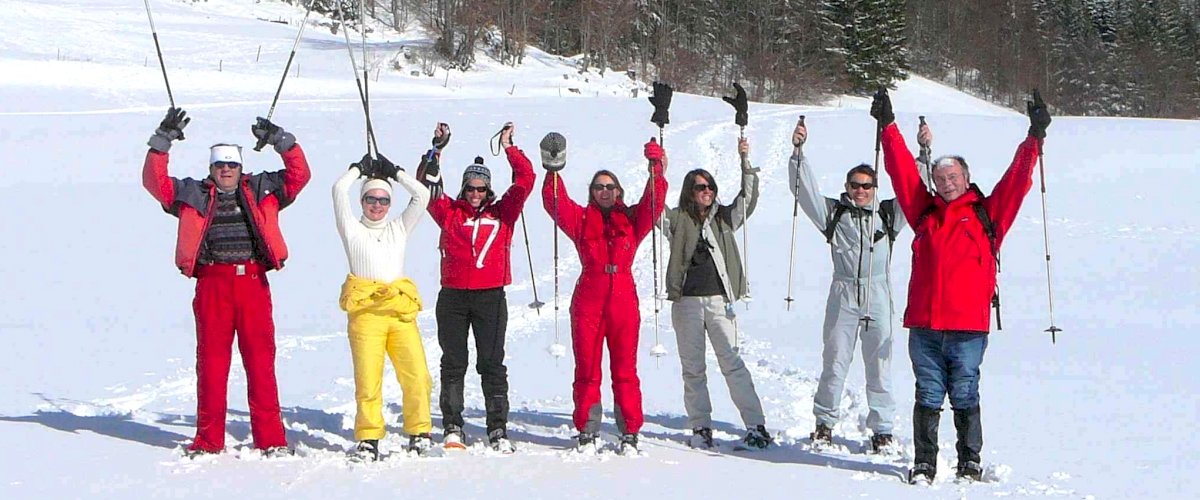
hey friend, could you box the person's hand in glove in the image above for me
[251,117,297,153]
[722,82,749,127]
[792,117,807,148]
[432,122,451,150]
[644,137,667,173]
[869,88,894,127]
[649,81,673,126]
[352,153,378,179]
[147,107,190,153]
[1027,89,1052,140]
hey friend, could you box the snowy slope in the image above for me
[2,1,1199,499]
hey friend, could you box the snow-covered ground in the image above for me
[2,1,1198,498]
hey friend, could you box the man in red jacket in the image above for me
[142,108,311,458]
[419,122,535,453]
[874,90,1051,483]
[543,138,667,455]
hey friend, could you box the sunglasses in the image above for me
[463,185,489,193]
[848,181,876,190]
[362,195,391,206]
[591,183,619,192]
[692,183,715,193]
[211,162,241,171]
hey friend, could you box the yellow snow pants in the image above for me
[339,275,433,439]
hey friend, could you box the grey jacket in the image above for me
[663,158,759,302]
[788,149,907,284]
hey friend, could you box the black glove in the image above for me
[648,81,673,126]
[373,154,399,179]
[722,82,749,127]
[870,88,894,127]
[1027,89,1052,139]
[251,117,297,153]
[417,150,442,186]
[147,107,190,153]
[353,153,379,178]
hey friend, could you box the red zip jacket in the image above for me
[882,124,1039,333]
[142,145,311,277]
[429,145,536,289]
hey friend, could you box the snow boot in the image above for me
[351,439,380,462]
[689,427,715,449]
[912,404,942,481]
[743,425,774,449]
[262,446,293,458]
[870,433,897,454]
[407,433,436,455]
[183,448,218,460]
[618,433,640,456]
[488,428,515,454]
[956,461,984,482]
[954,406,983,473]
[443,425,467,450]
[908,463,937,485]
[575,432,600,453]
[810,423,833,445]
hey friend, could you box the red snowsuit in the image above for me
[542,163,666,435]
[429,146,536,289]
[882,124,1039,333]
[143,146,311,452]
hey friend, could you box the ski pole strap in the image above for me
[490,129,503,157]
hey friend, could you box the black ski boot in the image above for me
[810,423,833,445]
[488,428,515,454]
[351,439,380,462]
[743,425,774,449]
[618,433,640,456]
[575,432,600,453]
[910,404,942,484]
[689,427,715,449]
[870,433,896,454]
[954,406,984,481]
[407,433,435,455]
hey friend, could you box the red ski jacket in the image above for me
[142,145,311,277]
[542,162,667,283]
[882,124,1039,333]
[429,146,536,290]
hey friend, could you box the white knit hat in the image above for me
[209,143,243,165]
[361,178,393,198]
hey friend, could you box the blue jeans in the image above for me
[908,329,988,410]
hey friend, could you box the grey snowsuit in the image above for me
[662,158,765,430]
[789,149,907,434]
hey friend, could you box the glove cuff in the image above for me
[273,132,296,154]
[148,132,172,153]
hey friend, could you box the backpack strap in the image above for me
[877,199,899,245]
[823,202,849,244]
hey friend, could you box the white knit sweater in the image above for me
[332,167,431,282]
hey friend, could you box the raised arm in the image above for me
[332,167,360,239]
[494,144,536,225]
[881,124,935,226]
[724,137,760,231]
[983,136,1039,248]
[542,171,585,241]
[394,169,431,234]
[787,121,836,232]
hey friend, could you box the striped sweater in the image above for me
[333,167,431,282]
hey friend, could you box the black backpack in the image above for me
[822,199,900,247]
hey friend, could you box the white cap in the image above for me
[361,178,393,198]
[209,144,243,165]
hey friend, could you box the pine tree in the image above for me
[822,0,910,94]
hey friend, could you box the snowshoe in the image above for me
[908,463,937,485]
[488,429,516,454]
[741,425,773,450]
[443,426,467,451]
[688,427,715,450]
[956,461,983,482]
[407,433,436,456]
[350,439,380,462]
[617,433,641,456]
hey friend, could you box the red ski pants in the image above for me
[570,275,643,434]
[188,262,286,452]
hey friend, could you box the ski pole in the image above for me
[784,116,805,310]
[335,0,377,156]
[255,2,314,152]
[918,116,934,194]
[650,125,665,361]
[859,94,885,333]
[520,212,545,312]
[142,0,176,107]
[549,173,566,361]
[1037,144,1062,343]
[739,124,753,310]
[357,0,375,159]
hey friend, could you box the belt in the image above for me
[582,264,626,275]
[196,261,266,277]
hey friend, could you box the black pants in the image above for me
[436,287,509,433]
